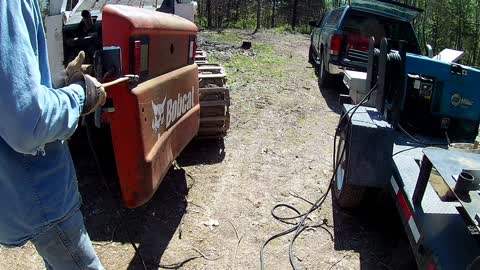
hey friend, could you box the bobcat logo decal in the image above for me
[151,97,167,132]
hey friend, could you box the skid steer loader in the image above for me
[45,1,230,208]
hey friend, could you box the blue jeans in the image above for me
[31,209,104,270]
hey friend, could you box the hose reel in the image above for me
[366,37,408,127]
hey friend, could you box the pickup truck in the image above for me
[309,0,423,88]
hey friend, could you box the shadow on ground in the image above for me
[69,128,194,270]
[332,191,417,270]
[177,138,226,166]
[309,62,349,114]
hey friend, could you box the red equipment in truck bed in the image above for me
[101,5,199,208]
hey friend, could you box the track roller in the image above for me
[195,50,231,139]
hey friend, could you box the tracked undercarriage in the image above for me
[195,50,231,139]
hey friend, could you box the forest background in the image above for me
[38,0,480,67]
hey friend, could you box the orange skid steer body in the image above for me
[100,5,200,208]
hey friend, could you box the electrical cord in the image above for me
[397,123,448,147]
[259,84,377,270]
[392,146,418,157]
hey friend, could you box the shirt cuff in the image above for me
[69,81,86,114]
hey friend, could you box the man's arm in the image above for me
[0,1,85,155]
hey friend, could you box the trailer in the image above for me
[335,37,480,269]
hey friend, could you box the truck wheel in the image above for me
[318,55,332,89]
[308,45,315,65]
[333,126,366,208]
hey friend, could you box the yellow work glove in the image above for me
[65,51,85,85]
[64,51,106,116]
[65,51,92,85]
[81,74,107,116]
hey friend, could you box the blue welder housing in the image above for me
[405,53,480,122]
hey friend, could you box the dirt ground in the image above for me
[0,30,417,270]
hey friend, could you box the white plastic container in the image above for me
[343,70,377,107]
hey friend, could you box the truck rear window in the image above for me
[326,9,344,26]
[342,10,420,54]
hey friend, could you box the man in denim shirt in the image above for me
[0,1,106,269]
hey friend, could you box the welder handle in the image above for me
[101,75,140,89]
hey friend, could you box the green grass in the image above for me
[272,24,293,33]
[209,32,244,44]
[210,43,289,89]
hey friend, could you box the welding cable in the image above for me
[289,92,376,269]
[397,123,448,147]
[290,88,376,270]
[392,146,419,157]
[265,85,377,227]
[259,84,378,270]
[333,84,377,172]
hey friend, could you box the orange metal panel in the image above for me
[101,5,199,208]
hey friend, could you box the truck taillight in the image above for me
[133,40,142,75]
[330,34,342,56]
[132,39,149,77]
[346,33,369,54]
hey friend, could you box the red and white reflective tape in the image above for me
[390,177,420,243]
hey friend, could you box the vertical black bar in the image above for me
[375,38,388,114]
[366,37,376,93]
[413,155,433,205]
[391,40,407,126]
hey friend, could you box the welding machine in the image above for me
[367,38,480,140]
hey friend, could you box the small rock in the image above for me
[203,219,219,231]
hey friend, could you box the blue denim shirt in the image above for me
[0,0,86,247]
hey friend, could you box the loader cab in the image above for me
[62,9,103,65]
[46,0,198,85]
[61,0,177,64]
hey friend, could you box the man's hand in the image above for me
[65,51,92,85]
[82,74,106,116]
[65,51,107,115]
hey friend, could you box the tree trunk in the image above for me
[421,0,427,52]
[432,5,439,54]
[216,0,222,28]
[271,0,276,28]
[254,0,261,33]
[473,0,480,65]
[226,0,232,26]
[291,0,299,30]
[456,0,463,49]
[234,0,240,22]
[206,0,212,28]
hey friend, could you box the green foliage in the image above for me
[413,0,480,66]
[197,0,480,66]
[272,24,293,33]
[38,0,49,18]
[229,17,257,30]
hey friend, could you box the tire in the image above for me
[333,126,366,208]
[308,45,315,65]
[318,54,332,89]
